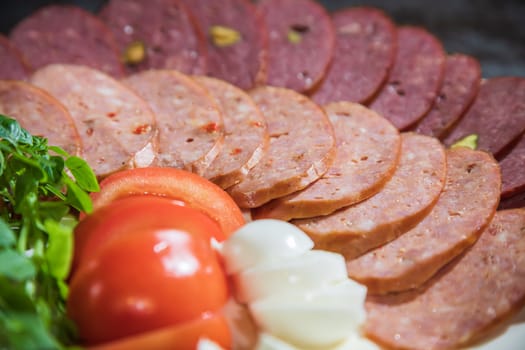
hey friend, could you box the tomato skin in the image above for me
[88,313,231,350]
[68,228,229,345]
[71,195,225,277]
[89,167,245,236]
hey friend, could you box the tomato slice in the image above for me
[88,313,231,350]
[68,227,229,345]
[88,167,245,236]
[71,195,225,276]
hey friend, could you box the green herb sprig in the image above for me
[0,115,99,349]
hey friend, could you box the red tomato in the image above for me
[71,195,225,276]
[88,313,231,350]
[67,227,229,346]
[89,167,245,236]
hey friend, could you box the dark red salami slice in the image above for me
[31,64,157,178]
[310,7,396,105]
[414,54,481,138]
[443,77,525,156]
[0,80,81,156]
[181,0,266,90]
[100,0,207,75]
[347,147,501,295]
[499,190,525,210]
[10,5,124,78]
[0,34,31,80]
[500,133,525,198]
[257,0,335,92]
[365,209,525,350]
[369,26,446,130]
[123,70,224,176]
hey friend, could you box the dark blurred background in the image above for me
[1,0,524,77]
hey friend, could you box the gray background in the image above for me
[1,0,524,77]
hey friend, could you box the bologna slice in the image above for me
[443,77,525,156]
[369,26,446,130]
[365,209,525,350]
[228,86,336,208]
[257,0,335,92]
[253,102,401,221]
[123,70,223,176]
[500,133,525,198]
[194,76,268,189]
[310,7,396,105]
[10,5,124,78]
[31,64,157,178]
[414,54,481,138]
[293,133,446,259]
[0,80,81,155]
[181,0,266,90]
[0,34,31,80]
[347,147,501,294]
[100,0,206,75]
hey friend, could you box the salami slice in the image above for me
[443,77,525,156]
[100,0,206,75]
[181,0,266,90]
[257,0,335,92]
[10,5,124,78]
[0,80,81,155]
[310,7,396,105]
[347,147,501,295]
[369,26,446,130]
[228,86,336,208]
[500,133,525,198]
[123,70,223,176]
[414,54,481,138]
[293,133,446,259]
[253,102,401,221]
[499,190,525,210]
[0,34,31,80]
[194,76,268,189]
[365,209,525,350]
[31,64,157,178]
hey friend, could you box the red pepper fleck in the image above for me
[133,124,150,135]
[86,128,94,136]
[107,112,117,118]
[202,122,219,133]
[251,121,263,127]
[230,148,242,155]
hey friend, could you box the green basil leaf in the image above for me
[0,218,15,248]
[65,156,100,192]
[44,218,75,280]
[64,178,93,214]
[0,115,33,146]
[0,250,36,281]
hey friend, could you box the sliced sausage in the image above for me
[228,86,336,208]
[414,54,481,138]
[0,80,81,155]
[0,34,31,80]
[499,190,525,210]
[365,208,525,350]
[369,26,446,130]
[257,0,335,92]
[347,147,501,295]
[293,132,446,259]
[500,133,525,198]
[100,0,206,75]
[253,102,401,220]
[310,7,397,105]
[123,70,223,176]
[443,77,525,157]
[193,76,268,189]
[10,5,124,78]
[181,0,266,90]
[31,64,157,178]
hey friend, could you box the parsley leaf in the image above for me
[0,114,99,349]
